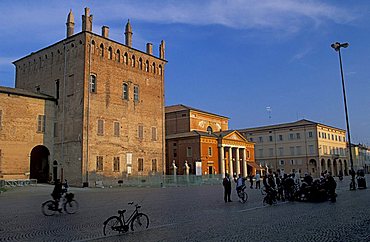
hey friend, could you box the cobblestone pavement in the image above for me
[0,176,369,242]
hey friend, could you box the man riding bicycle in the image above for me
[235,174,246,194]
[51,179,68,211]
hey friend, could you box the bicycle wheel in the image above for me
[130,213,149,232]
[239,192,248,203]
[64,200,79,214]
[42,200,57,216]
[103,216,123,236]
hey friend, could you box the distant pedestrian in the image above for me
[249,173,254,189]
[223,173,232,203]
[255,172,261,189]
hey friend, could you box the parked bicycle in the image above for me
[103,202,150,236]
[41,192,79,216]
[237,185,248,203]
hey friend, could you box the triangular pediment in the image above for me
[222,130,248,142]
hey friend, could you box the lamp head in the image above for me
[331,42,349,51]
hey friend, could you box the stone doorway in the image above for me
[30,145,50,183]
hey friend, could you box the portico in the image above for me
[217,130,255,178]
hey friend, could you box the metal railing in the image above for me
[0,179,37,188]
[91,174,223,188]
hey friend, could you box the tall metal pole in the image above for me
[335,44,355,190]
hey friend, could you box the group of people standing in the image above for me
[222,168,338,203]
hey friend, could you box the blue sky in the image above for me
[0,0,369,145]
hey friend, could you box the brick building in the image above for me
[165,105,256,177]
[1,7,166,186]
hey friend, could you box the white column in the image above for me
[219,146,225,178]
[235,148,240,175]
[228,147,234,177]
[243,149,247,177]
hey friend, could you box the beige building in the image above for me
[2,7,166,186]
[350,143,370,172]
[0,87,56,181]
[239,119,348,177]
[165,105,256,177]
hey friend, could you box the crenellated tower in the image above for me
[82,7,93,32]
[66,9,75,38]
[125,19,133,47]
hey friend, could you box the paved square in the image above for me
[0,176,369,242]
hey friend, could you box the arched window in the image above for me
[207,126,213,133]
[145,60,149,72]
[139,58,143,70]
[100,43,104,57]
[91,40,95,54]
[124,53,128,64]
[159,65,162,75]
[152,62,156,74]
[122,83,128,100]
[116,49,121,62]
[132,55,135,67]
[108,47,113,59]
[90,75,97,93]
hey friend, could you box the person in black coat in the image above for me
[223,173,232,203]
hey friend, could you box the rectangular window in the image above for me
[319,132,321,138]
[291,160,294,165]
[279,147,284,156]
[289,133,294,140]
[187,147,192,157]
[296,146,301,155]
[122,83,128,100]
[249,137,254,142]
[97,120,104,135]
[138,158,144,172]
[138,125,144,139]
[323,145,328,154]
[37,115,46,133]
[290,146,295,155]
[55,80,60,99]
[332,134,334,140]
[280,160,285,165]
[246,150,250,159]
[152,159,157,172]
[269,136,273,142]
[208,147,212,156]
[151,127,157,141]
[173,149,177,157]
[340,148,344,155]
[114,122,120,137]
[327,133,330,140]
[53,122,58,137]
[339,136,342,142]
[309,145,314,155]
[296,133,301,139]
[113,157,120,172]
[269,148,274,157]
[258,137,263,143]
[278,135,283,141]
[134,85,139,102]
[90,75,96,93]
[96,156,103,171]
[335,135,338,141]
[308,131,313,138]
[258,149,263,158]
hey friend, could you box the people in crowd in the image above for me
[255,172,261,189]
[223,173,232,203]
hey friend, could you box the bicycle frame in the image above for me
[117,204,140,228]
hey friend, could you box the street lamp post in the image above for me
[331,42,356,190]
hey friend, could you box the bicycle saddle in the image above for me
[118,210,126,214]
